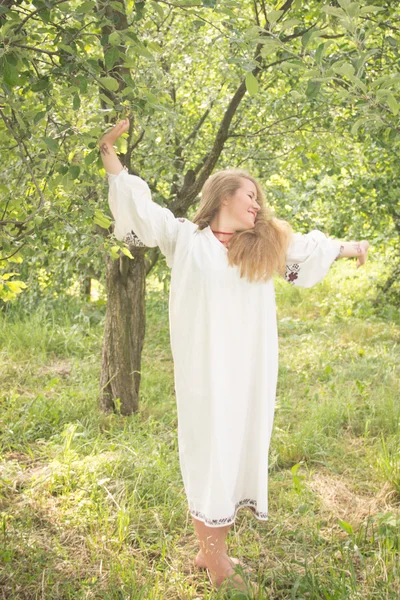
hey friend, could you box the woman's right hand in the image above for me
[99,118,130,149]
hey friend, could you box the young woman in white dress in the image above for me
[99,118,370,595]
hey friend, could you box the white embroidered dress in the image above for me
[107,169,342,527]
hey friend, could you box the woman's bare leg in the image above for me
[192,517,250,590]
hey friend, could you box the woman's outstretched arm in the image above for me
[333,239,370,268]
[98,118,130,174]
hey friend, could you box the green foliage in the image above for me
[0,0,399,303]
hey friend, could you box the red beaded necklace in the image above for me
[211,229,234,247]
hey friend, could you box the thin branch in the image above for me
[14,0,70,35]
[228,115,316,138]
[183,100,215,146]
[11,43,60,57]
[0,241,28,262]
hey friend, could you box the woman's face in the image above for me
[223,178,261,231]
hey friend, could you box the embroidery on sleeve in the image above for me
[178,218,185,223]
[285,263,300,284]
[124,229,146,247]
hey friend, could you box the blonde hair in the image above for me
[192,168,293,283]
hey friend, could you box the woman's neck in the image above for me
[209,217,235,246]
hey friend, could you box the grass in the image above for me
[0,257,400,599]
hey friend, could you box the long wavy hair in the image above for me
[192,168,293,283]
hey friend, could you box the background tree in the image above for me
[1,0,399,412]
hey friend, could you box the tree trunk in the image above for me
[99,250,146,415]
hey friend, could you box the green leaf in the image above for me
[3,58,19,86]
[267,9,284,24]
[43,137,59,152]
[76,1,96,13]
[69,165,80,180]
[110,245,121,260]
[340,62,355,77]
[347,74,368,93]
[291,463,301,476]
[375,88,390,101]
[31,77,50,92]
[387,95,399,116]
[105,47,120,70]
[279,18,301,32]
[315,40,335,66]
[359,5,386,15]
[338,520,354,535]
[302,29,322,48]
[58,43,75,55]
[99,77,119,92]
[99,93,114,106]
[75,76,88,93]
[6,280,27,293]
[305,79,321,99]
[134,44,153,59]
[33,111,47,124]
[150,0,164,19]
[371,75,393,89]
[346,2,360,17]
[351,118,366,135]
[85,149,99,166]
[322,6,346,18]
[108,32,121,46]
[245,72,259,95]
[94,210,112,228]
[121,246,134,259]
[147,41,163,54]
[73,92,81,110]
[260,39,282,57]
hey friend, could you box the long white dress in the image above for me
[107,168,343,527]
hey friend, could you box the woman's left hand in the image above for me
[356,240,370,268]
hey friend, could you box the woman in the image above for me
[99,118,369,594]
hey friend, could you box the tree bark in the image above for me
[99,250,146,415]
[96,0,148,415]
[81,276,91,300]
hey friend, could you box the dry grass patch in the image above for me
[308,470,398,526]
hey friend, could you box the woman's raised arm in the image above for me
[98,118,130,174]
[97,118,188,269]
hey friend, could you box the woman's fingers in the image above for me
[99,117,130,146]
[356,242,369,268]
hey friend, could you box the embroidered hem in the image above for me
[189,499,268,527]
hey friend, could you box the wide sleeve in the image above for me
[284,229,343,288]
[107,168,183,268]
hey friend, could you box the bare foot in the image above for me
[194,549,253,573]
[206,563,259,596]
[99,118,130,150]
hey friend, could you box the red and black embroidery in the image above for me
[124,229,146,247]
[285,263,300,284]
[178,218,185,223]
[190,499,268,526]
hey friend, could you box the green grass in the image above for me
[1,258,400,599]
